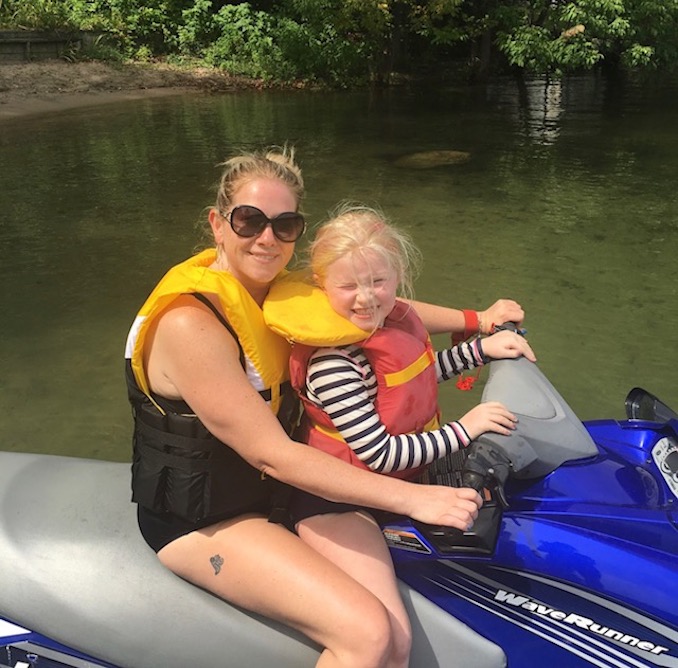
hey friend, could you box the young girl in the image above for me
[265,203,536,668]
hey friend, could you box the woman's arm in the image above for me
[407,298,525,335]
[146,297,482,529]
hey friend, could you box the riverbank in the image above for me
[0,60,265,120]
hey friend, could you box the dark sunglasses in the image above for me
[222,205,306,243]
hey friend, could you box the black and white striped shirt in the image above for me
[305,339,486,473]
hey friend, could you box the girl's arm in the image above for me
[436,330,536,380]
[436,339,487,381]
[306,348,471,472]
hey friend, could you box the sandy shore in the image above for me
[0,60,259,120]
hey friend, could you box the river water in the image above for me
[0,74,676,461]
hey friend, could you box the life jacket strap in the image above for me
[383,348,435,387]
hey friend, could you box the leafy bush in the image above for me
[200,4,286,79]
[177,0,218,54]
[179,1,368,83]
[0,0,75,30]
[3,0,677,82]
[67,0,187,56]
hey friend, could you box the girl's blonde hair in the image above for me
[309,203,421,299]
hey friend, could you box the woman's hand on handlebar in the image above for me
[458,401,518,440]
[481,329,536,362]
[479,299,524,333]
[406,485,482,531]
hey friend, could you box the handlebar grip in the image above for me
[462,470,487,494]
[461,440,512,508]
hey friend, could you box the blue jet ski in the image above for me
[1,352,677,668]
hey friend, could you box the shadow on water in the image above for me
[0,72,676,460]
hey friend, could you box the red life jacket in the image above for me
[289,301,440,480]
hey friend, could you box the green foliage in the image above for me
[271,18,367,84]
[67,0,191,55]
[496,20,603,74]
[0,0,75,30]
[3,0,678,81]
[282,0,397,81]
[67,0,119,32]
[203,4,288,79]
[95,0,184,53]
[493,0,678,75]
[177,0,217,54]
[178,1,368,83]
[621,43,654,68]
[409,0,469,45]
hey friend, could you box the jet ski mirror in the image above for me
[625,387,678,422]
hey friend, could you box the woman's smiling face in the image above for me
[322,250,398,331]
[210,177,298,304]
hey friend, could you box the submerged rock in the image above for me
[393,150,471,169]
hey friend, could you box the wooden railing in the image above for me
[0,30,88,63]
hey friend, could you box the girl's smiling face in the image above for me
[322,250,398,331]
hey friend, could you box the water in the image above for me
[1,74,676,461]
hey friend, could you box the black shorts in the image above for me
[288,489,392,528]
[137,502,271,553]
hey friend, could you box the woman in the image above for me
[124,147,523,668]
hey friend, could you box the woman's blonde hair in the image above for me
[215,145,304,212]
[198,146,304,248]
[309,203,421,300]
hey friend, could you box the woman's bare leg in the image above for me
[158,514,395,668]
[297,512,412,668]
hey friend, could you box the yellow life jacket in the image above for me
[263,270,369,347]
[124,249,295,523]
[264,278,440,480]
[126,248,292,416]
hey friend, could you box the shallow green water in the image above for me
[1,74,676,461]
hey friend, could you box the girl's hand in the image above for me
[481,329,536,362]
[479,299,524,333]
[458,401,517,440]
